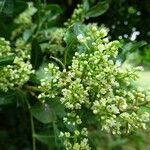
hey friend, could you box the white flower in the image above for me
[141,112,149,122]
[77,34,85,43]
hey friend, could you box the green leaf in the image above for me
[35,61,51,81]
[34,4,63,30]
[64,23,85,65]
[64,23,85,45]
[85,0,111,18]
[31,39,43,69]
[0,0,13,16]
[23,29,33,42]
[34,134,54,145]
[28,74,41,85]
[46,99,66,118]
[35,131,62,148]
[0,92,16,105]
[0,55,15,66]
[15,90,27,107]
[31,102,57,124]
[83,0,90,12]
[119,41,147,62]
[44,4,63,14]
[13,0,28,18]
[124,41,146,52]
[29,61,52,85]
[138,106,150,113]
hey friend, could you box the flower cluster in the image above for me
[12,2,37,39]
[15,38,31,60]
[59,112,91,150]
[73,24,150,134]
[64,4,85,27]
[0,38,33,91]
[38,24,150,149]
[0,38,13,56]
[38,28,65,55]
[14,2,37,25]
[60,78,89,110]
[38,63,61,102]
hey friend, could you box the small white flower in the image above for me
[77,34,85,43]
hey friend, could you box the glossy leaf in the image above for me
[44,4,63,14]
[31,102,57,124]
[85,0,111,18]
[0,55,15,66]
[139,106,150,113]
[64,23,85,64]
[29,61,52,85]
[31,39,43,69]
[0,92,16,105]
[46,99,66,118]
[23,29,33,42]
[35,61,51,80]
[119,41,147,62]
